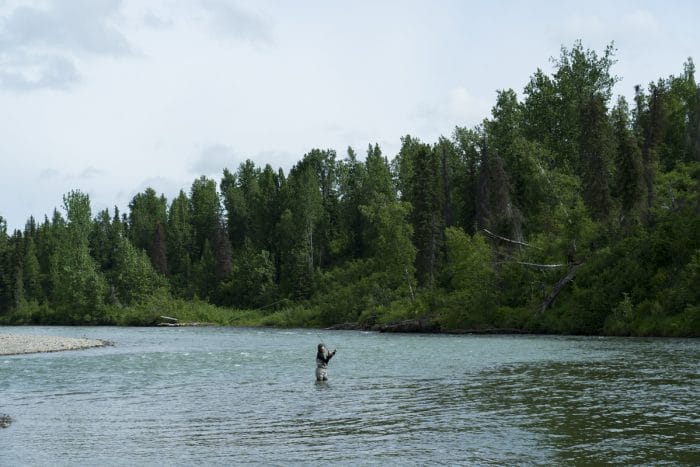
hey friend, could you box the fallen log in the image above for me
[374,319,439,333]
[156,321,215,327]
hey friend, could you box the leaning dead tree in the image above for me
[541,263,584,312]
[480,228,582,310]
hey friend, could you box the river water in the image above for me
[1,326,698,465]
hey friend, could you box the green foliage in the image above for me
[112,237,168,306]
[2,43,698,336]
[611,96,645,226]
[189,176,222,261]
[359,196,416,291]
[49,191,108,323]
[312,259,410,326]
[439,228,497,328]
[216,242,277,308]
[128,188,167,258]
[166,190,194,297]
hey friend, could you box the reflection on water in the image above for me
[0,327,698,465]
[475,358,699,465]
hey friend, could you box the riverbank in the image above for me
[0,334,110,356]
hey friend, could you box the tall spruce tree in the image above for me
[611,96,644,227]
[128,188,168,267]
[166,190,194,297]
[409,141,444,287]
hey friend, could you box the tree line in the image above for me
[1,42,699,335]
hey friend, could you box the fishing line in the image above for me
[316,332,336,352]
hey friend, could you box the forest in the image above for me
[1,42,699,336]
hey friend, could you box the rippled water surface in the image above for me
[1,326,698,465]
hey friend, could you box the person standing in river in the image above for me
[316,343,336,381]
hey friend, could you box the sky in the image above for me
[1,0,698,231]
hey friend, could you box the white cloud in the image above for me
[413,86,491,138]
[0,0,130,90]
[254,149,298,172]
[39,168,60,179]
[75,166,103,179]
[129,176,190,202]
[0,50,80,90]
[447,86,492,124]
[198,0,272,45]
[0,0,130,55]
[142,10,171,29]
[622,10,661,35]
[190,143,241,177]
[552,9,662,52]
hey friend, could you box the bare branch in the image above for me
[497,261,566,269]
[481,228,542,250]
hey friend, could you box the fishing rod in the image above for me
[316,333,337,354]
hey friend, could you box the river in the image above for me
[1,326,698,465]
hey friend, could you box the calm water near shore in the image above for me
[1,326,698,465]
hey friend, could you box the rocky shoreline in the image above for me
[0,334,109,356]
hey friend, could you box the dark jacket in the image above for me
[316,349,336,369]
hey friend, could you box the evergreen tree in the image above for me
[166,190,194,297]
[217,239,276,308]
[112,236,167,305]
[451,126,482,234]
[279,172,320,298]
[476,141,521,240]
[90,207,123,276]
[50,190,106,323]
[634,82,666,217]
[255,164,283,253]
[128,188,168,267]
[579,93,613,221]
[408,140,444,287]
[151,221,168,275]
[221,161,262,251]
[443,227,496,326]
[359,196,416,292]
[193,239,216,300]
[0,216,12,314]
[337,146,367,259]
[190,176,223,261]
[21,236,42,304]
[611,96,644,227]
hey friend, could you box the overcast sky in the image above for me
[0,0,698,231]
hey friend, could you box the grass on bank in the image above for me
[1,287,698,337]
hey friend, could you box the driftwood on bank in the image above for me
[541,263,584,312]
[157,316,214,327]
[374,319,439,333]
[156,322,215,327]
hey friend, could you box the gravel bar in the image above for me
[0,333,109,355]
